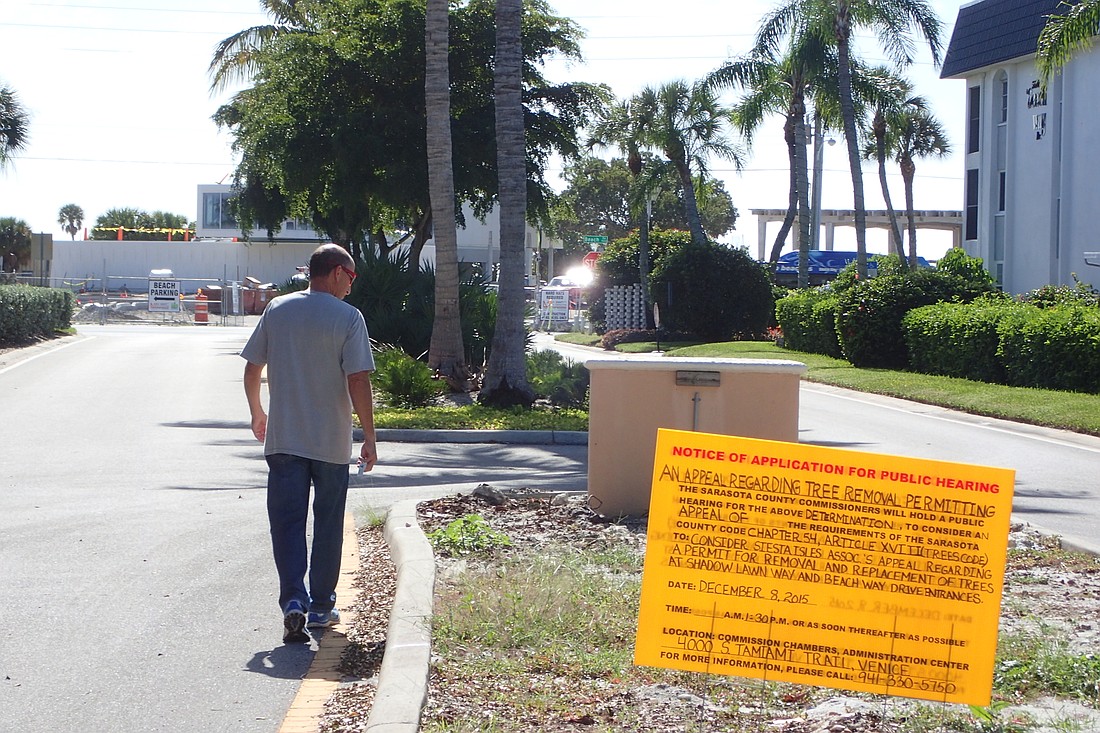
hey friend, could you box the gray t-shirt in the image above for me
[241,289,375,465]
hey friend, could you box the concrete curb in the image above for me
[364,499,436,732]
[365,428,588,445]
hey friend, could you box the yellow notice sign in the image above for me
[635,429,1016,706]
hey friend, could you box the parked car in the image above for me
[772,250,932,286]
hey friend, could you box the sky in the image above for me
[1,0,967,260]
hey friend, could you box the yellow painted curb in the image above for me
[278,511,361,733]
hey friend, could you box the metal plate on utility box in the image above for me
[675,370,721,387]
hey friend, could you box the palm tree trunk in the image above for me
[675,160,707,246]
[902,156,918,268]
[793,105,812,289]
[425,0,468,387]
[836,2,869,279]
[769,114,798,266]
[479,0,534,408]
[874,116,905,263]
[639,193,653,328]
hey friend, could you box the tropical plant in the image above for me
[208,0,313,92]
[890,104,950,268]
[57,204,85,241]
[710,26,835,286]
[860,67,923,262]
[0,84,30,170]
[757,0,944,279]
[425,0,468,389]
[1038,0,1100,84]
[633,81,744,248]
[479,0,535,409]
[371,345,445,407]
[588,96,657,320]
[0,217,32,271]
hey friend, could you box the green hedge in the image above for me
[998,305,1100,393]
[0,285,74,344]
[902,298,1020,383]
[775,288,842,358]
[903,299,1100,393]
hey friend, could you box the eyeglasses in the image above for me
[338,265,357,283]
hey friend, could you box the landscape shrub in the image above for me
[997,305,1100,393]
[775,288,841,357]
[371,344,444,407]
[345,249,496,370]
[835,252,996,369]
[650,242,774,341]
[0,285,74,344]
[1017,275,1099,309]
[599,328,655,350]
[902,297,1020,383]
[526,349,589,408]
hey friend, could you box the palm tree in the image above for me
[589,97,657,320]
[208,0,313,92]
[0,217,32,272]
[891,106,950,268]
[1038,0,1100,84]
[758,0,943,278]
[0,84,30,170]
[709,27,835,287]
[636,80,743,247]
[424,0,469,388]
[479,0,535,408]
[860,68,923,261]
[57,204,85,240]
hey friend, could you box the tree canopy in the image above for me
[551,156,737,250]
[214,0,608,264]
[0,84,30,170]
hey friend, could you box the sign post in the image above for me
[148,279,182,313]
[635,429,1015,706]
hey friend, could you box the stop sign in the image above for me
[582,251,600,267]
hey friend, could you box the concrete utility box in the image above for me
[586,356,807,517]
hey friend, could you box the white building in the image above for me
[941,0,1100,294]
[197,184,559,282]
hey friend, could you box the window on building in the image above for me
[965,169,979,241]
[998,172,1006,212]
[999,73,1009,124]
[967,86,981,154]
[202,192,237,229]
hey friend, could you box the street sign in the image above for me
[583,235,609,245]
[149,279,181,313]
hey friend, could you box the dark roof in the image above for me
[940,0,1070,78]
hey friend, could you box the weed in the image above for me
[427,514,512,558]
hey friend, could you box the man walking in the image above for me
[242,243,377,644]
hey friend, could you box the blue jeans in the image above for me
[265,453,349,615]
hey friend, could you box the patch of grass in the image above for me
[668,341,1100,436]
[354,504,387,528]
[553,332,602,347]
[995,625,1100,702]
[426,533,1084,732]
[372,404,587,431]
[615,340,705,353]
